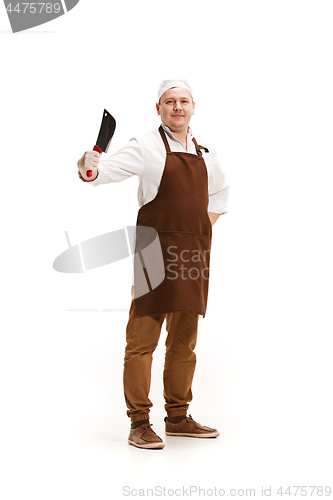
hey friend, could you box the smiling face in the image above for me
[156,87,195,135]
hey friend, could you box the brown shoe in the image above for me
[165,414,220,438]
[128,422,165,449]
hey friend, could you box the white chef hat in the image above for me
[158,79,194,101]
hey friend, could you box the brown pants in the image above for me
[123,300,199,422]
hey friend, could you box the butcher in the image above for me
[77,79,230,449]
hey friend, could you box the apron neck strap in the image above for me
[159,126,171,153]
[192,137,209,156]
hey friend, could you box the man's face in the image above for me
[156,87,195,134]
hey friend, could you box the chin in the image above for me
[170,121,186,129]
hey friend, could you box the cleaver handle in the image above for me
[86,145,102,177]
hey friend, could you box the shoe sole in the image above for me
[128,439,165,449]
[165,431,220,438]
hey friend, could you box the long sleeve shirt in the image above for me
[88,124,230,214]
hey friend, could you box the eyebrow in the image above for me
[165,97,190,100]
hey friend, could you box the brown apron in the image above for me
[133,125,212,317]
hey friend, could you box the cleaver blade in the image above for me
[87,109,116,177]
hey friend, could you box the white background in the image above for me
[1,1,332,498]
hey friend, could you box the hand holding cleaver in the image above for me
[86,109,116,177]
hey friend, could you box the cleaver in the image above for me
[86,109,116,177]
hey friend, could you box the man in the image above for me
[77,79,230,449]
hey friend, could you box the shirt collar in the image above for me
[161,124,194,145]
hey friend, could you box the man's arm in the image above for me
[206,144,230,217]
[77,138,145,185]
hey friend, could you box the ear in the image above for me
[156,103,160,116]
[192,101,195,115]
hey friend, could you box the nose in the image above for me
[174,100,183,111]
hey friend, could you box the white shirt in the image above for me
[90,124,230,214]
